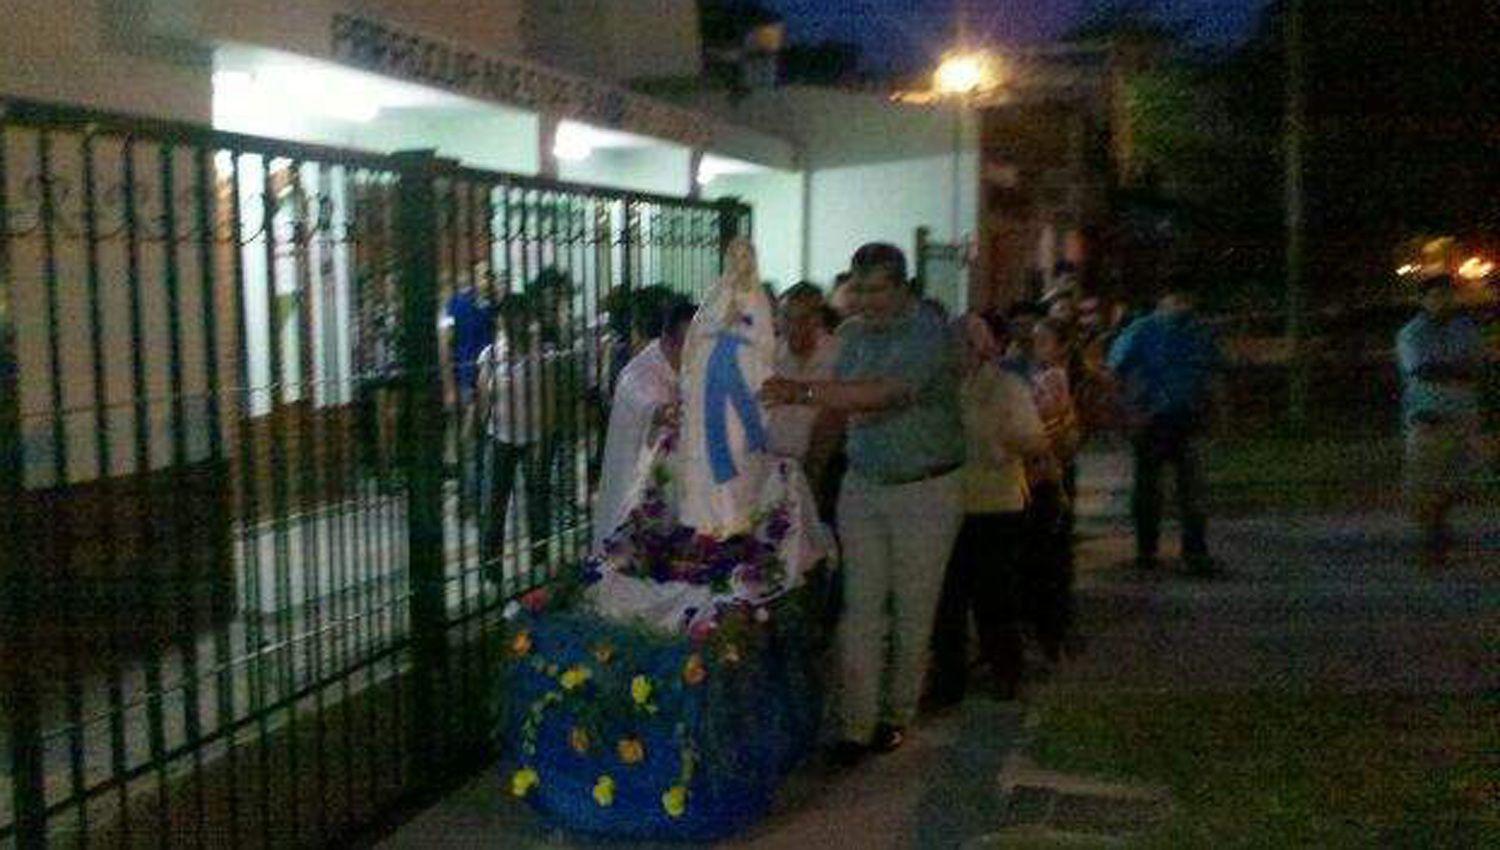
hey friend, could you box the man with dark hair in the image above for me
[1107,277,1223,573]
[762,242,964,763]
[594,298,697,549]
[478,292,557,576]
[1397,275,1485,566]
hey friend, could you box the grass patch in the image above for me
[1200,434,1500,514]
[1028,688,1499,847]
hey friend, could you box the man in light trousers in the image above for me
[762,243,964,766]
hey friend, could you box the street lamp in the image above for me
[933,50,996,96]
[931,50,1001,296]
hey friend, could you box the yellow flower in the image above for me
[682,654,707,687]
[569,726,591,754]
[592,775,616,807]
[559,665,592,691]
[661,784,688,818]
[510,767,540,798]
[617,737,645,765]
[592,643,615,664]
[510,631,533,658]
[631,675,653,705]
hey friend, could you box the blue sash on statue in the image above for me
[704,331,768,484]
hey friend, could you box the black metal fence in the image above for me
[0,96,749,848]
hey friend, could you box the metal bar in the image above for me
[381,172,407,796]
[324,164,357,834]
[40,127,97,845]
[1,108,50,850]
[292,160,330,846]
[195,143,241,850]
[159,140,212,848]
[8,639,409,829]
[354,173,383,812]
[225,148,276,849]
[81,125,122,850]
[452,177,478,744]
[260,153,299,842]
[391,149,449,789]
[120,135,176,849]
[499,185,521,601]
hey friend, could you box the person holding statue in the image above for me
[762,242,965,765]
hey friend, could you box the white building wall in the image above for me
[806,154,979,285]
[704,171,805,291]
[559,148,692,197]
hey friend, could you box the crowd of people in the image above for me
[436,240,1226,766]
[757,243,1222,765]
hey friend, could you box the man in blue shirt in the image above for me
[762,243,964,764]
[1107,278,1222,572]
[1396,275,1485,565]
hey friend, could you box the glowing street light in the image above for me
[1457,256,1494,281]
[933,50,999,96]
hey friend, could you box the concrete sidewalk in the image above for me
[378,447,1498,848]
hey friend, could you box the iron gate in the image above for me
[0,96,749,848]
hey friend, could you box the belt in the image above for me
[869,461,962,486]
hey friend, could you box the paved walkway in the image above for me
[379,449,1499,848]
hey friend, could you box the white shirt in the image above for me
[767,333,841,460]
[477,335,564,445]
[593,341,678,549]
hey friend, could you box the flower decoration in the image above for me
[569,726,591,754]
[662,785,688,818]
[520,587,550,613]
[594,477,793,598]
[511,631,533,658]
[631,675,653,706]
[681,654,707,687]
[720,643,742,666]
[560,665,592,691]
[592,643,615,665]
[617,737,645,765]
[592,775,616,807]
[687,618,716,644]
[510,767,539,798]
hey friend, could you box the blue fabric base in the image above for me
[500,589,827,842]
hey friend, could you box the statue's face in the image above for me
[724,239,758,290]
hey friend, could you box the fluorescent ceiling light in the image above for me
[553,123,596,161]
[697,154,769,185]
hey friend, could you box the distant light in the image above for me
[1458,256,1494,280]
[933,51,998,96]
[553,122,603,162]
[1396,263,1421,277]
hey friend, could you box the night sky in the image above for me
[763,0,1268,70]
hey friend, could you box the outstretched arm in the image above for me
[760,376,915,414]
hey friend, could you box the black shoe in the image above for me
[870,723,906,754]
[827,740,868,768]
